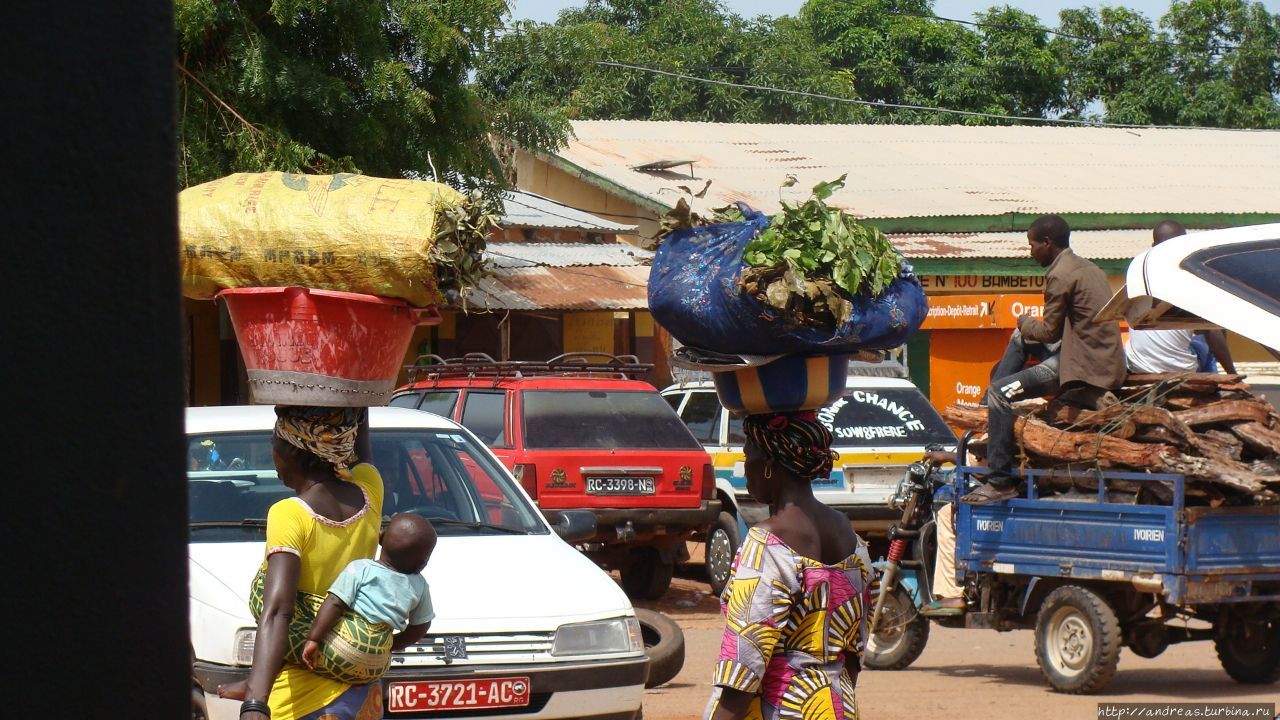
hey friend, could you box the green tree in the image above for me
[801,1,1066,123]
[1053,0,1278,128]
[475,0,1276,130]
[1163,0,1280,128]
[175,0,568,187]
[475,0,865,124]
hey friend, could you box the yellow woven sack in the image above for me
[180,172,465,307]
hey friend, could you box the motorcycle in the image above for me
[864,439,972,670]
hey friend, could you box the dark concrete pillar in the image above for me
[3,2,187,717]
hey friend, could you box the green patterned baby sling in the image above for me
[250,567,394,685]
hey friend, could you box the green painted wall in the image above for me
[906,331,931,395]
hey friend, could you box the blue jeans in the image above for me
[984,331,1061,488]
[1191,334,1215,373]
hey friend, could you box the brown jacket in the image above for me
[1019,248,1126,390]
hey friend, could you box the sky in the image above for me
[508,0,1278,26]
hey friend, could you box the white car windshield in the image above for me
[188,428,546,539]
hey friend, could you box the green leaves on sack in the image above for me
[740,175,902,329]
[434,190,501,310]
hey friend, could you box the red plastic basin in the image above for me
[218,287,441,406]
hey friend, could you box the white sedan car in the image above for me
[189,406,646,720]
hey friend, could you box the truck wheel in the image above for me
[622,547,674,601]
[1215,615,1280,684]
[635,608,685,688]
[705,512,740,596]
[1035,586,1121,694]
[864,584,930,670]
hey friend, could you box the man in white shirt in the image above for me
[1127,327,1199,373]
[1126,221,1236,375]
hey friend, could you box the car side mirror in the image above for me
[553,510,597,543]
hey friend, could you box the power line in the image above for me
[593,61,1242,130]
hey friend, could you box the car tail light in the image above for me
[512,463,538,500]
[701,463,715,500]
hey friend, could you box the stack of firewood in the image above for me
[945,373,1280,506]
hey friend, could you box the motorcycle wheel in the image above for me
[864,584,930,670]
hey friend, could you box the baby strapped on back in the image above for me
[223,512,438,696]
[300,513,438,684]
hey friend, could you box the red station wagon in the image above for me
[391,353,719,600]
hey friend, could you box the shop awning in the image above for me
[461,242,653,311]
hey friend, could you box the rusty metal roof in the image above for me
[501,189,637,232]
[556,120,1280,219]
[891,229,1153,260]
[462,264,650,311]
[485,242,652,269]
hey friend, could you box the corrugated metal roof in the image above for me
[891,229,1152,260]
[485,242,653,269]
[557,120,1280,219]
[463,228,1155,310]
[462,265,650,311]
[502,189,637,232]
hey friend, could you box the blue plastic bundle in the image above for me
[648,207,928,356]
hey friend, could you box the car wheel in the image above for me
[864,584,930,670]
[705,512,739,597]
[1034,585,1121,694]
[635,608,685,688]
[621,547,674,601]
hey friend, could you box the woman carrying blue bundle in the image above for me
[706,410,879,720]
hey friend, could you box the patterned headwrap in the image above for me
[742,410,837,481]
[274,406,361,480]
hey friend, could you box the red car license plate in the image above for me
[387,677,531,714]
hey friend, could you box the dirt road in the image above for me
[637,569,1277,720]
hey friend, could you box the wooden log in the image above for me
[1231,422,1280,457]
[1125,372,1246,389]
[1159,454,1267,494]
[1131,427,1180,445]
[1173,399,1273,427]
[948,403,1176,467]
[1164,395,1219,411]
[944,404,988,433]
[1200,429,1244,461]
[1037,403,1137,438]
[1013,416,1172,467]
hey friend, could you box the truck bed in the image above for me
[954,467,1280,604]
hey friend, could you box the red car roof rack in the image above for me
[404,352,653,383]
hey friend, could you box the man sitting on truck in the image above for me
[1126,220,1237,375]
[963,215,1127,504]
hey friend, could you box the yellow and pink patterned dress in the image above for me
[705,526,879,720]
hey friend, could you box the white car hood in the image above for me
[189,532,633,632]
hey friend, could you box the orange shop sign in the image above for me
[920,275,1046,292]
[921,294,1044,330]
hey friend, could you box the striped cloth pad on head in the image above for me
[712,354,849,415]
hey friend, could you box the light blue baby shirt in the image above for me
[328,558,434,632]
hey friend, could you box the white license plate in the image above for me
[586,476,656,495]
[387,677,531,713]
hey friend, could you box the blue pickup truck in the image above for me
[866,447,1280,693]
[961,465,1277,687]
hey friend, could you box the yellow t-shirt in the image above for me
[261,463,384,719]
